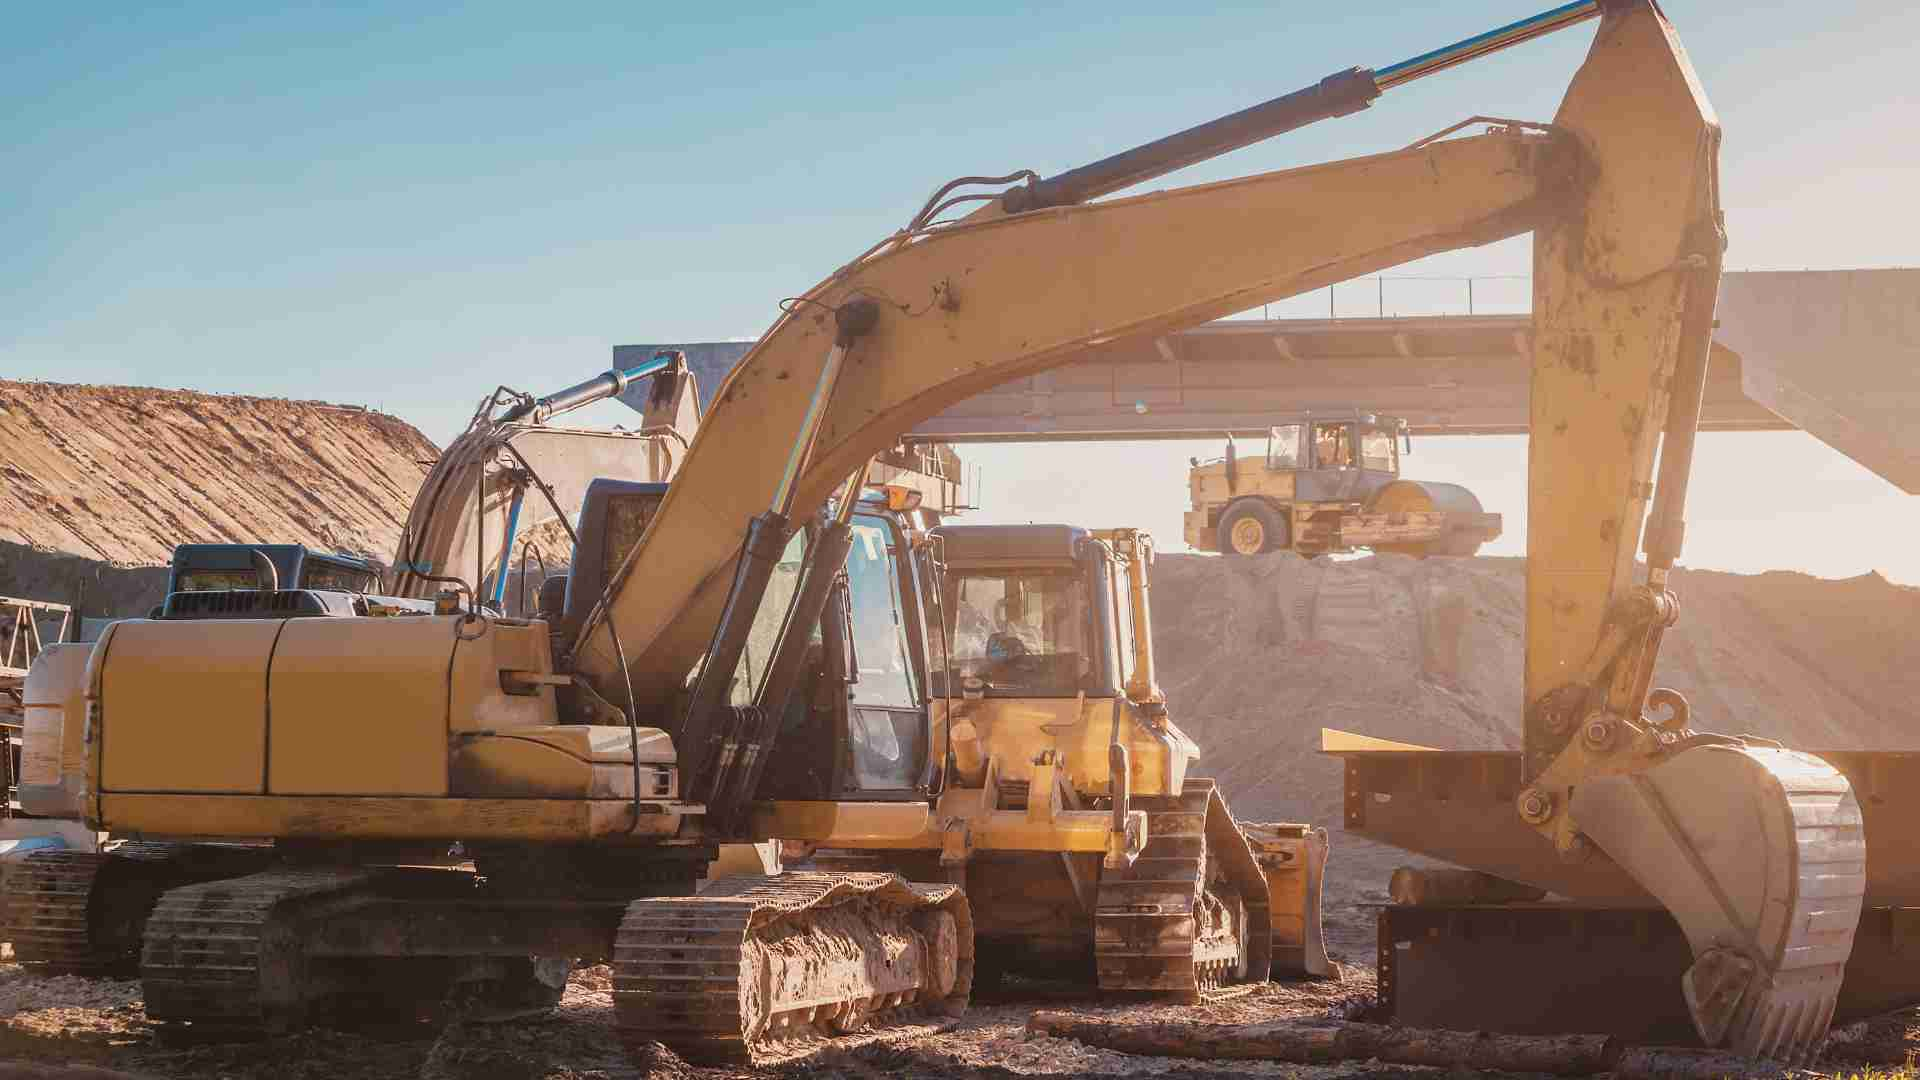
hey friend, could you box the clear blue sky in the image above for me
[7,2,1917,580]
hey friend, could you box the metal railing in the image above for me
[1245,274,1533,321]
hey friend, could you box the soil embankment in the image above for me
[0,381,436,614]
[1148,551,1920,958]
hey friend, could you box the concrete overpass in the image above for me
[618,268,1920,494]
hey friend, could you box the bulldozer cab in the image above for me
[933,526,1134,704]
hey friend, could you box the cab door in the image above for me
[837,511,931,797]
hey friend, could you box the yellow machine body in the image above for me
[75,614,682,842]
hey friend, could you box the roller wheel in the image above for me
[1217,501,1286,556]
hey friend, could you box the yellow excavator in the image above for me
[7,0,1855,1063]
[788,521,1328,992]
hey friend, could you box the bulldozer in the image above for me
[786,521,1329,991]
[1184,410,1500,557]
[5,0,1862,1063]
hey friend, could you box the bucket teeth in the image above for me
[1572,745,1864,1062]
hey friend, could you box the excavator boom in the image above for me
[574,128,1565,699]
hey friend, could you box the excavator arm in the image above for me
[562,0,1854,1057]
[1517,6,1862,1060]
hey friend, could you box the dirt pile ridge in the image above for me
[1153,551,1920,827]
[0,380,435,576]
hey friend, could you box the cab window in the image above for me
[727,529,809,707]
[843,513,924,791]
[175,569,260,592]
[1266,424,1302,469]
[1313,423,1353,468]
[944,569,1090,697]
[844,518,916,708]
[1360,428,1396,472]
[1110,557,1135,689]
[303,561,377,593]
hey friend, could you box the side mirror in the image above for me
[536,574,569,623]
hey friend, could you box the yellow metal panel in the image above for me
[268,616,453,796]
[100,619,281,793]
[99,793,685,840]
[751,800,931,842]
[933,697,1181,798]
[448,726,676,799]
[448,619,557,733]
[1319,727,1441,754]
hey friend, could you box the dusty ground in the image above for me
[0,957,1380,1080]
[2,950,1915,1079]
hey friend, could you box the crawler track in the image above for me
[142,868,373,1030]
[612,871,971,1063]
[1094,777,1271,1000]
[6,842,258,971]
[6,850,106,968]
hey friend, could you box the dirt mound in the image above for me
[0,382,437,616]
[0,382,435,569]
[1153,552,1920,828]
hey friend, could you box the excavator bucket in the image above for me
[1571,748,1864,1057]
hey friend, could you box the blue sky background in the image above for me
[7,2,1918,580]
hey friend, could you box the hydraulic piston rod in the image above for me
[1003,1,1598,214]
[499,350,685,425]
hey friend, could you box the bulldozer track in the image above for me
[1093,777,1268,1001]
[611,871,971,1064]
[5,841,246,971]
[142,868,373,1031]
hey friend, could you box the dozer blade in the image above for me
[1571,745,1864,1060]
[1240,822,1331,978]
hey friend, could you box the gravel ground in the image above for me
[1,931,1911,1080]
[0,955,1386,1080]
